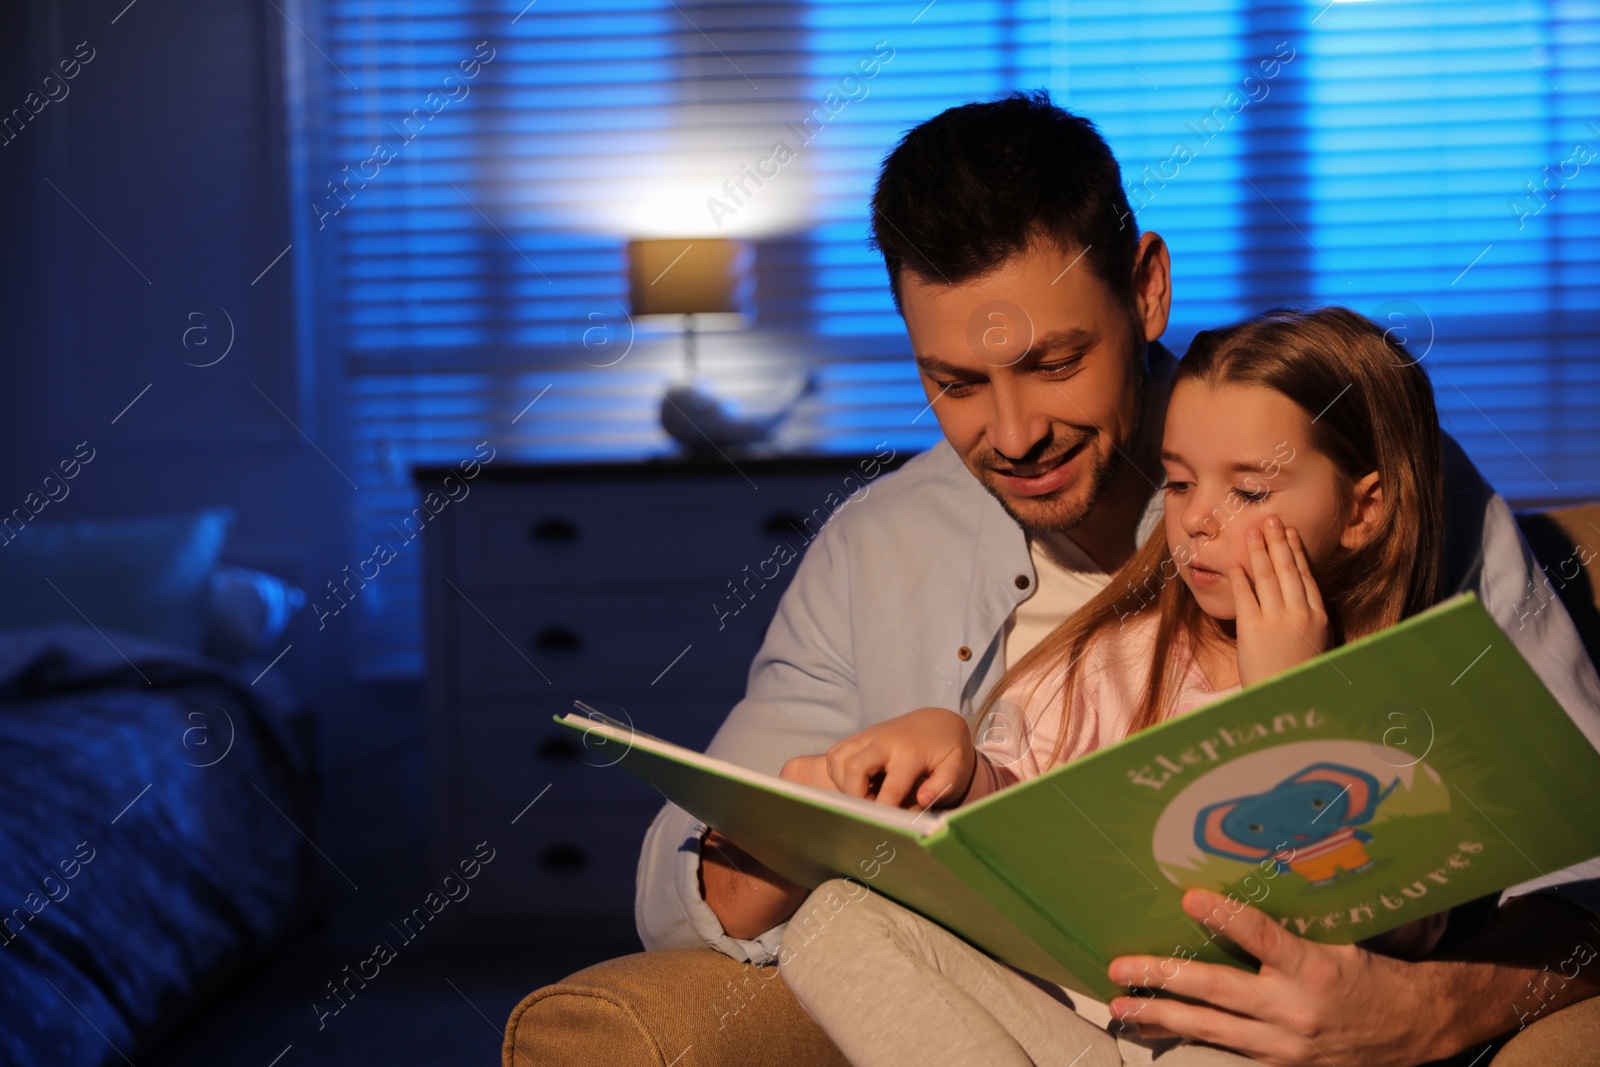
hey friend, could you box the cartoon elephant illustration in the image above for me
[1193,762,1400,886]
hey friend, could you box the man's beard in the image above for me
[979,439,1124,538]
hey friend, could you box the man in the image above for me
[636,91,1600,1065]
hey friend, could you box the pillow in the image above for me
[204,564,306,664]
[0,508,233,652]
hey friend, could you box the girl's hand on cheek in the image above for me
[1231,518,1331,688]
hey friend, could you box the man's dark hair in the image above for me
[870,90,1139,311]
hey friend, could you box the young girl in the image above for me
[776,306,1447,1067]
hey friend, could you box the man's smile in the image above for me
[987,440,1089,498]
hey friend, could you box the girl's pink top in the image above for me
[966,614,1241,803]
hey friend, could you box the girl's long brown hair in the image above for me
[975,306,1444,768]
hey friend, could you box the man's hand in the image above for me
[699,828,809,940]
[1109,888,1600,1066]
[1231,518,1331,688]
[781,707,976,809]
[1107,888,1440,1067]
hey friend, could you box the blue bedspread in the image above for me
[0,624,314,1066]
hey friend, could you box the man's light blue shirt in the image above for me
[636,435,1600,965]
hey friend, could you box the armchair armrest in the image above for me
[502,948,849,1067]
[1490,994,1600,1066]
[503,944,1600,1066]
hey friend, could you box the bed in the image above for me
[0,509,316,1065]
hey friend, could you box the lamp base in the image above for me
[656,382,768,447]
[658,382,782,449]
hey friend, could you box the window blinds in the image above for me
[313,0,1599,675]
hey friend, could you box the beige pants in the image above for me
[779,879,1261,1067]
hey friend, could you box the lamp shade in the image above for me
[626,238,749,317]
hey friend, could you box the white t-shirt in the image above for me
[1003,531,1115,671]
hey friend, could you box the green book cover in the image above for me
[556,593,1600,1001]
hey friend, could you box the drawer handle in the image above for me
[540,843,588,872]
[537,735,580,762]
[533,627,583,652]
[528,517,580,544]
[761,511,807,537]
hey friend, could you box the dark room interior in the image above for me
[2,2,1598,1066]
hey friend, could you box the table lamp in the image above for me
[627,238,791,449]
[626,238,750,374]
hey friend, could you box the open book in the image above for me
[555,593,1600,1001]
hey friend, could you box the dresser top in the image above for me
[412,451,905,484]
